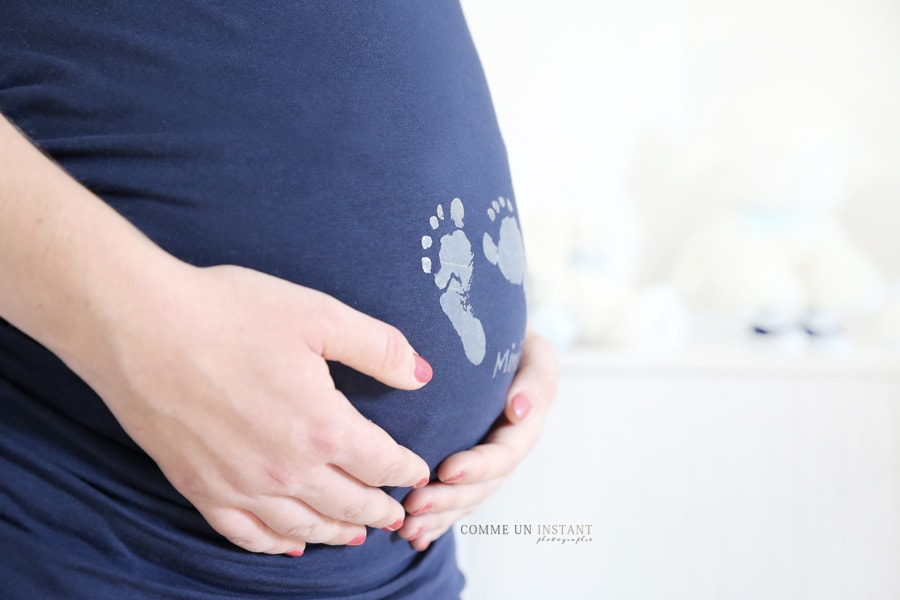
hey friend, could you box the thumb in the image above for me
[310,292,432,390]
[503,329,558,424]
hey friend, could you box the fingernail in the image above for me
[348,534,366,546]
[286,549,304,557]
[413,355,433,383]
[410,502,433,516]
[412,477,429,489]
[444,471,464,484]
[382,518,404,532]
[408,526,424,540]
[512,393,532,421]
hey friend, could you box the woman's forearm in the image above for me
[0,114,185,372]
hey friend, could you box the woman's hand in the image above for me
[397,328,558,550]
[77,264,432,557]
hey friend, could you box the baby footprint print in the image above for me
[483,196,526,285]
[421,198,487,366]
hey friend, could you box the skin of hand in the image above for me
[0,116,431,558]
[397,327,558,551]
[83,264,434,557]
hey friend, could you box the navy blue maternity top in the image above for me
[0,2,527,598]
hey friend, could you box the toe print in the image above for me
[421,198,486,365]
[483,196,526,285]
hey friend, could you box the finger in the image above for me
[402,480,504,522]
[503,328,558,425]
[286,461,410,530]
[435,420,539,485]
[200,505,306,556]
[406,511,471,552]
[411,535,437,552]
[327,393,430,490]
[250,496,367,546]
[304,291,433,390]
[400,505,471,540]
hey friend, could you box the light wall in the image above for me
[462,0,900,285]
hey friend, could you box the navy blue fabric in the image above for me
[0,2,527,598]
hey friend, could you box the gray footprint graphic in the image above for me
[483,196,526,285]
[421,198,486,366]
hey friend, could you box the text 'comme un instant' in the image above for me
[458,523,593,545]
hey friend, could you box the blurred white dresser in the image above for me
[457,346,900,600]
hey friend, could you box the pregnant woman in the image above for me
[0,2,557,598]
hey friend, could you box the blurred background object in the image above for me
[457,2,900,599]
[463,0,900,353]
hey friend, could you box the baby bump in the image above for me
[3,0,529,470]
[312,192,529,473]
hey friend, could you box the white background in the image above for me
[457,349,900,599]
[456,2,900,598]
[462,0,900,282]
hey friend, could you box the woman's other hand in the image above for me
[398,328,558,550]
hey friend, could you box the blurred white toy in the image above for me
[669,85,886,347]
[526,204,689,351]
[878,298,900,348]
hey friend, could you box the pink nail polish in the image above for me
[348,534,366,546]
[511,393,532,421]
[286,549,304,557]
[410,502,433,516]
[382,518,404,532]
[413,355,433,383]
[444,471,464,484]
[412,477,429,489]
